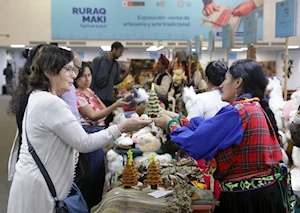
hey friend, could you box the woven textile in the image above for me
[91,187,168,213]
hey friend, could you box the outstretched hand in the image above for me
[232,1,256,17]
[160,108,179,119]
[117,117,152,132]
[114,98,131,108]
[203,2,220,16]
[152,114,172,131]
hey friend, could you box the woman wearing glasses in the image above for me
[7,45,151,213]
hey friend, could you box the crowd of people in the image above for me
[6,41,296,213]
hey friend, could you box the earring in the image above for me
[235,90,238,99]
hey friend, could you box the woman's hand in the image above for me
[114,98,131,108]
[203,2,220,16]
[160,108,179,119]
[232,1,256,17]
[152,114,172,131]
[117,117,152,132]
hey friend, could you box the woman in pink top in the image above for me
[75,62,128,133]
[74,62,128,210]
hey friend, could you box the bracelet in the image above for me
[177,112,183,123]
[166,119,180,135]
[178,112,190,127]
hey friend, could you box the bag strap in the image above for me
[92,56,117,89]
[24,109,59,204]
[92,56,104,90]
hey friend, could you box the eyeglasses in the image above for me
[63,66,76,75]
[74,64,82,72]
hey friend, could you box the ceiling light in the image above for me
[101,45,111,51]
[288,46,300,49]
[202,47,208,50]
[10,44,25,48]
[192,48,196,52]
[241,47,248,50]
[231,48,243,52]
[146,46,164,51]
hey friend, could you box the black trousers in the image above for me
[75,126,105,210]
[102,100,114,128]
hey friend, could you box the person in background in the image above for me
[190,63,202,91]
[74,61,129,209]
[60,52,83,124]
[202,0,263,17]
[187,61,228,120]
[76,62,129,133]
[7,45,151,213]
[154,59,293,213]
[91,41,132,127]
[3,63,14,94]
[151,54,172,109]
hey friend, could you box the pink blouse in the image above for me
[76,88,106,127]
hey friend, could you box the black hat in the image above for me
[111,41,124,50]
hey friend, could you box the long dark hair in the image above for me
[8,44,45,117]
[74,62,92,88]
[28,45,73,93]
[229,59,280,140]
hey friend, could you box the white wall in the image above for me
[276,49,300,90]
[0,48,7,94]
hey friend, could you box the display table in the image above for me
[91,187,215,213]
[115,148,166,159]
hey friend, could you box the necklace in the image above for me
[239,97,260,103]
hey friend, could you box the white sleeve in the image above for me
[154,75,172,96]
[187,97,205,119]
[252,0,263,8]
[77,95,88,108]
[44,100,121,153]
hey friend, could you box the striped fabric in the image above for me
[91,187,167,213]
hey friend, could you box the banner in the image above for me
[243,11,258,44]
[222,24,234,48]
[194,35,203,55]
[51,0,264,40]
[275,0,297,38]
[208,30,215,52]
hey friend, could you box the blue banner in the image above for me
[194,36,200,55]
[229,53,237,60]
[150,52,158,59]
[51,0,264,40]
[275,0,297,38]
[186,39,191,55]
[208,30,215,52]
[222,24,233,48]
[243,11,257,44]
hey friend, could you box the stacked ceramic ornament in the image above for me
[144,83,160,118]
